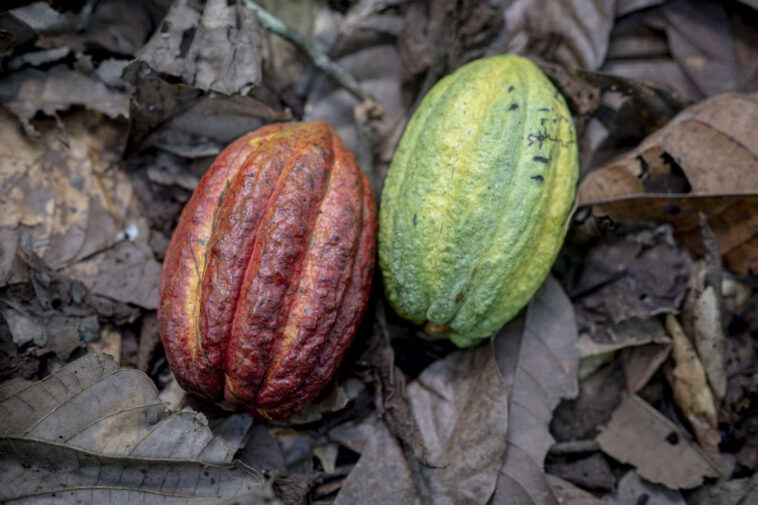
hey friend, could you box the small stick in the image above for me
[243,0,373,105]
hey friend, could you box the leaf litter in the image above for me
[1,0,758,503]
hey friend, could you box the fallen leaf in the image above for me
[550,362,625,443]
[666,314,721,461]
[545,453,615,491]
[37,0,157,57]
[546,474,611,505]
[62,240,161,309]
[573,225,692,335]
[0,108,132,275]
[123,60,290,155]
[686,474,758,505]
[679,217,727,402]
[491,276,580,504]
[604,471,686,505]
[257,0,320,91]
[577,93,758,275]
[0,65,128,136]
[596,394,719,489]
[663,0,740,98]
[619,342,672,393]
[407,337,510,503]
[87,326,122,360]
[333,419,416,504]
[0,353,274,503]
[136,0,263,95]
[502,0,616,71]
[397,0,503,78]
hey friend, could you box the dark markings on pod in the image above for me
[412,214,417,227]
[531,175,544,182]
[509,103,519,110]
[537,107,550,112]
[533,156,549,164]
[508,85,515,92]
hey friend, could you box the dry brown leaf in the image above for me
[619,342,672,393]
[663,0,740,98]
[604,471,687,505]
[578,93,758,275]
[665,314,721,461]
[491,276,580,504]
[596,394,719,489]
[136,0,263,95]
[546,474,611,505]
[679,218,727,401]
[0,64,129,136]
[502,0,616,71]
[545,453,615,491]
[0,108,133,277]
[687,474,758,505]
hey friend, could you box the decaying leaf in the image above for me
[547,474,611,505]
[0,108,133,276]
[604,471,686,505]
[663,0,740,98]
[0,65,129,136]
[0,354,274,503]
[501,0,616,71]
[572,226,691,342]
[619,342,672,393]
[596,394,719,489]
[686,474,758,505]
[122,60,289,156]
[545,453,615,492]
[577,93,758,275]
[136,0,263,95]
[666,314,721,462]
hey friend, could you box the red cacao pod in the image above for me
[158,121,377,419]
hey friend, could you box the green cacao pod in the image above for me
[159,121,377,419]
[379,55,578,348]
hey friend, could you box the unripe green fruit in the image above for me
[379,55,578,347]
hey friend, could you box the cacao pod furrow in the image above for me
[198,132,296,391]
[256,163,366,408]
[159,125,286,396]
[223,126,337,405]
[259,185,376,417]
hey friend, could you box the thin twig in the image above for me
[242,0,371,104]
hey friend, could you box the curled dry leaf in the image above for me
[596,394,719,489]
[680,217,727,402]
[665,314,721,462]
[577,93,758,275]
[123,60,290,156]
[0,354,273,504]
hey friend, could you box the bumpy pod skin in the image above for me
[378,55,578,348]
[158,121,377,419]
